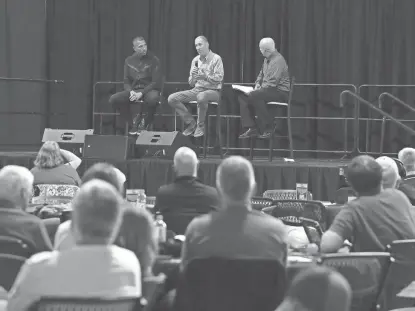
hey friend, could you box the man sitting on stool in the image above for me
[237,38,290,139]
[109,36,162,135]
[168,35,224,138]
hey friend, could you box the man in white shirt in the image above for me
[7,179,141,311]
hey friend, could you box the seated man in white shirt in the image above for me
[7,179,141,311]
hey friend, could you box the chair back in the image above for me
[142,274,166,311]
[0,235,33,258]
[318,252,391,311]
[162,211,201,235]
[32,184,80,205]
[263,189,312,201]
[251,196,273,211]
[0,254,26,291]
[175,257,286,311]
[377,240,415,311]
[264,200,327,229]
[33,297,146,311]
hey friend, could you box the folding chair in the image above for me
[0,254,26,291]
[32,297,146,311]
[174,257,286,311]
[318,252,391,311]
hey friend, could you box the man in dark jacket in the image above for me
[109,36,162,134]
[155,147,218,234]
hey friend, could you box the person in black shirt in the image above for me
[109,36,162,135]
[154,147,218,234]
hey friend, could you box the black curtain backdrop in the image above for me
[1,0,415,155]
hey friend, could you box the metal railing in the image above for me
[378,92,415,155]
[358,84,415,153]
[340,90,415,154]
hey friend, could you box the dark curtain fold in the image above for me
[2,0,415,155]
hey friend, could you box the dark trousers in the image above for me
[109,89,160,127]
[238,87,288,132]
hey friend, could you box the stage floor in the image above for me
[0,152,349,201]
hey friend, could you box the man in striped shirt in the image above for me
[168,36,224,138]
[238,38,290,139]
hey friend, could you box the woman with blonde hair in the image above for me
[31,141,81,185]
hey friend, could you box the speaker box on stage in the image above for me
[83,135,135,160]
[135,131,196,158]
[42,128,94,156]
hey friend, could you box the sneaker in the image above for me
[128,124,138,135]
[258,130,272,139]
[193,125,205,138]
[238,128,259,139]
[183,121,197,136]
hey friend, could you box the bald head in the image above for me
[0,165,33,209]
[72,179,123,245]
[173,147,198,177]
[216,156,256,206]
[347,155,382,196]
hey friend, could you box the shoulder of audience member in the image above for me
[185,212,212,234]
[111,245,140,266]
[26,251,55,266]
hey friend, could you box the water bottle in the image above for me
[154,213,167,243]
[136,189,147,209]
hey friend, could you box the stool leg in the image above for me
[217,105,223,159]
[269,121,276,162]
[203,111,208,158]
[99,115,103,135]
[249,137,254,160]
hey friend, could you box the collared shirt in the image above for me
[7,245,141,311]
[0,205,52,255]
[188,51,224,90]
[124,51,162,94]
[255,51,290,92]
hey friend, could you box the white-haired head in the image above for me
[259,38,276,58]
[72,179,123,245]
[173,147,198,177]
[376,156,400,189]
[0,165,34,210]
[398,147,415,175]
[216,156,256,207]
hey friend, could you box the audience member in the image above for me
[399,147,415,182]
[154,147,218,234]
[181,156,287,267]
[116,206,158,278]
[321,155,415,253]
[397,148,415,204]
[31,141,81,186]
[276,266,351,311]
[7,180,141,311]
[376,156,415,205]
[0,165,52,254]
[54,163,126,250]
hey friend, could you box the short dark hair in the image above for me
[346,155,382,195]
[82,163,121,193]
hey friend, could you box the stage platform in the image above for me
[0,152,349,202]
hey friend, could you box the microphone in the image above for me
[195,60,198,68]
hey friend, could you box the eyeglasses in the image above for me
[134,44,147,49]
